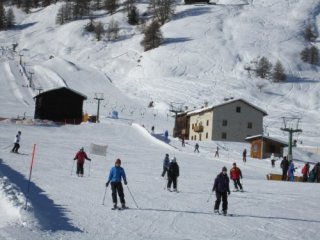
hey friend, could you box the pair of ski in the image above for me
[233,189,244,192]
[167,189,179,193]
[214,211,233,217]
[111,206,129,210]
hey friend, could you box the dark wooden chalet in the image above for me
[245,135,288,159]
[34,87,87,124]
[173,111,190,138]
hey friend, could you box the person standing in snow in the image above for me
[280,156,289,181]
[11,131,21,153]
[161,153,170,177]
[214,146,219,158]
[230,163,243,191]
[106,159,127,209]
[167,157,179,192]
[151,125,155,134]
[242,149,247,163]
[164,130,169,141]
[73,147,91,177]
[181,135,185,147]
[212,166,230,215]
[270,153,275,168]
[301,163,310,182]
[194,143,200,153]
[287,160,296,182]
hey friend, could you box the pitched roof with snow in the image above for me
[186,98,267,116]
[245,135,288,146]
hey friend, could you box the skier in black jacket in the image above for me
[280,156,289,181]
[167,157,179,192]
[212,166,230,215]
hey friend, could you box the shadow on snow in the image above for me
[0,159,82,233]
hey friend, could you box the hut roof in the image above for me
[245,135,288,146]
[187,98,268,117]
[33,87,87,100]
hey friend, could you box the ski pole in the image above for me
[2,143,12,150]
[163,177,167,190]
[126,185,139,209]
[88,160,91,177]
[70,160,75,176]
[206,191,214,202]
[102,186,108,205]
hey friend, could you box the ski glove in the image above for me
[124,180,128,185]
[106,182,110,187]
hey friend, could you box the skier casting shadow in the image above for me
[212,166,231,215]
[106,159,128,209]
[167,157,179,192]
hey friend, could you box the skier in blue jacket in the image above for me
[161,153,170,177]
[106,159,127,209]
[287,160,296,182]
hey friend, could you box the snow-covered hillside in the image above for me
[1,0,320,239]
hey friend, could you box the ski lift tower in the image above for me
[280,117,302,161]
[94,93,104,123]
[169,102,184,137]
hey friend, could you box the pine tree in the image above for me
[104,0,118,14]
[22,0,32,14]
[140,20,163,51]
[6,8,15,29]
[304,24,317,42]
[0,2,6,30]
[272,60,286,82]
[300,46,319,65]
[128,6,139,25]
[310,46,319,65]
[255,56,272,79]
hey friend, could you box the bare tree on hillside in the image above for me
[94,21,105,41]
[106,19,119,40]
[149,0,175,25]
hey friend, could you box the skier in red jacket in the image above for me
[230,162,243,191]
[73,147,91,177]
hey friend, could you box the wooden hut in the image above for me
[173,112,190,138]
[245,135,288,159]
[34,87,87,124]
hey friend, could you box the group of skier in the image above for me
[161,153,243,215]
[10,130,319,214]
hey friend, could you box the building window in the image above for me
[222,120,228,126]
[191,136,194,140]
[206,132,208,139]
[247,122,253,129]
[206,120,209,126]
[192,123,194,129]
[199,134,202,141]
[253,144,258,152]
[194,135,197,141]
[221,132,227,139]
[236,106,241,113]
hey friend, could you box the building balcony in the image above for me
[194,125,204,132]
